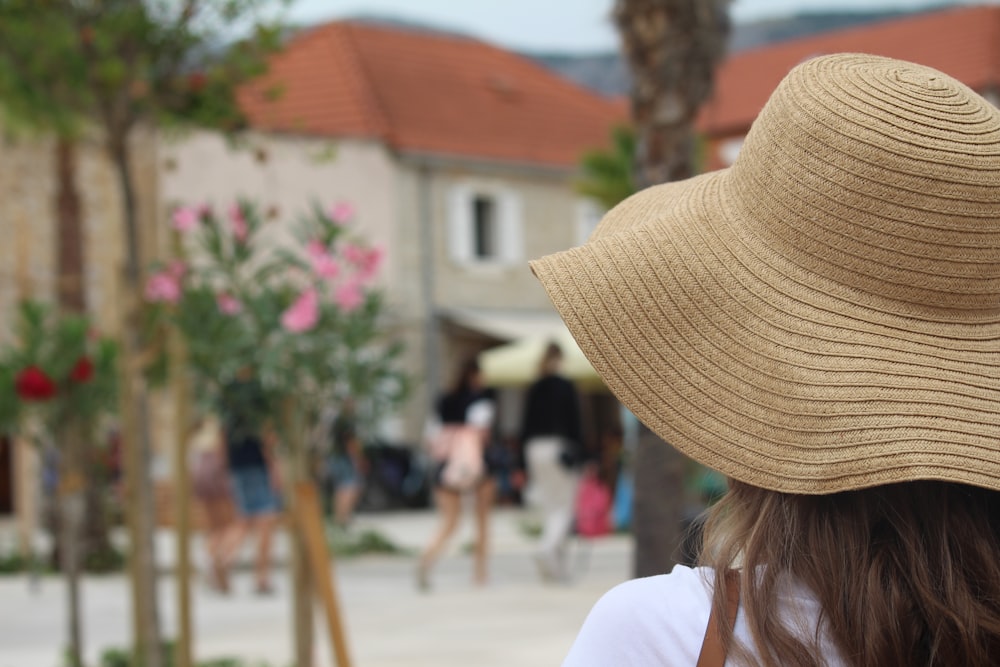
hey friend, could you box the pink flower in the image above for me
[329,201,355,225]
[168,260,187,278]
[229,202,249,243]
[342,243,366,266]
[357,246,384,283]
[334,280,364,313]
[145,271,182,304]
[216,293,242,315]
[171,206,200,232]
[307,240,340,280]
[281,288,319,333]
[342,244,383,283]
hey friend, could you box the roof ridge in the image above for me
[731,4,981,58]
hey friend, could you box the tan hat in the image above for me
[531,53,1000,494]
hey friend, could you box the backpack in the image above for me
[575,471,612,538]
[438,425,485,492]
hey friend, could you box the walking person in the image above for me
[519,341,590,582]
[188,414,233,592]
[216,368,282,595]
[532,53,1000,665]
[327,398,365,529]
[416,358,497,590]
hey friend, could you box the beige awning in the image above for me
[443,309,603,389]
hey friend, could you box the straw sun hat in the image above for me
[531,53,1000,494]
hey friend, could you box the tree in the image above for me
[148,198,407,667]
[575,125,636,210]
[0,303,118,667]
[0,3,290,665]
[613,0,730,577]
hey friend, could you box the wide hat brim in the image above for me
[532,139,1000,493]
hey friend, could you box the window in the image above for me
[448,182,523,266]
[472,195,498,259]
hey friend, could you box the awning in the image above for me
[443,308,604,389]
[443,308,569,341]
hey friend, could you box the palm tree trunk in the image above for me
[613,0,730,577]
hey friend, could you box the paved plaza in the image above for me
[0,507,632,667]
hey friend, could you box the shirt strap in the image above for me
[696,570,740,667]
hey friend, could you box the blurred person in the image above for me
[533,54,1000,666]
[416,358,497,590]
[188,414,233,592]
[518,341,590,582]
[327,398,365,528]
[216,368,282,595]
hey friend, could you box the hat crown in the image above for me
[729,53,1000,315]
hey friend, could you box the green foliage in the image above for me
[0,0,291,139]
[146,200,408,442]
[328,526,411,557]
[575,125,637,210]
[94,641,288,667]
[0,300,118,440]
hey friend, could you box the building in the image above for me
[699,5,1000,171]
[161,20,625,443]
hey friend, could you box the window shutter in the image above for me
[575,198,604,246]
[499,189,524,264]
[447,184,472,263]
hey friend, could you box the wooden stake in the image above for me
[170,330,193,667]
[295,481,353,667]
[280,398,314,667]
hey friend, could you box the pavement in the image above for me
[0,505,633,667]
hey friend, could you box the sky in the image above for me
[283,0,998,52]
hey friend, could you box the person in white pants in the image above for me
[519,342,589,582]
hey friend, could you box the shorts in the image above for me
[230,466,281,516]
[328,455,360,489]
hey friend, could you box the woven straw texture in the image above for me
[531,54,1000,494]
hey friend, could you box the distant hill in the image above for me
[529,8,945,97]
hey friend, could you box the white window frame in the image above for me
[447,181,523,267]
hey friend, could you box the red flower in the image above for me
[188,71,207,93]
[70,357,95,384]
[15,366,57,402]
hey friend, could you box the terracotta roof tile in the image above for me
[699,6,1000,136]
[239,21,625,167]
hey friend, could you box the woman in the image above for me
[216,369,282,595]
[519,341,589,582]
[188,414,234,592]
[327,398,365,528]
[417,358,497,590]
[531,54,1000,665]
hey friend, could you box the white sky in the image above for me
[283,0,997,52]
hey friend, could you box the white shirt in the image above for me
[563,565,842,666]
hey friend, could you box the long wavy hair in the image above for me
[700,480,1000,666]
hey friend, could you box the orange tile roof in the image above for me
[699,6,1000,136]
[239,21,625,168]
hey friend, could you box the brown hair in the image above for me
[450,357,481,395]
[701,480,1000,666]
[538,341,563,376]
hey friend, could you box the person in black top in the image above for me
[327,398,364,528]
[416,358,497,590]
[519,342,589,582]
[215,367,281,594]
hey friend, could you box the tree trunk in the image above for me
[613,0,730,577]
[54,137,118,575]
[57,423,87,667]
[55,137,85,313]
[109,131,164,667]
[631,424,686,576]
